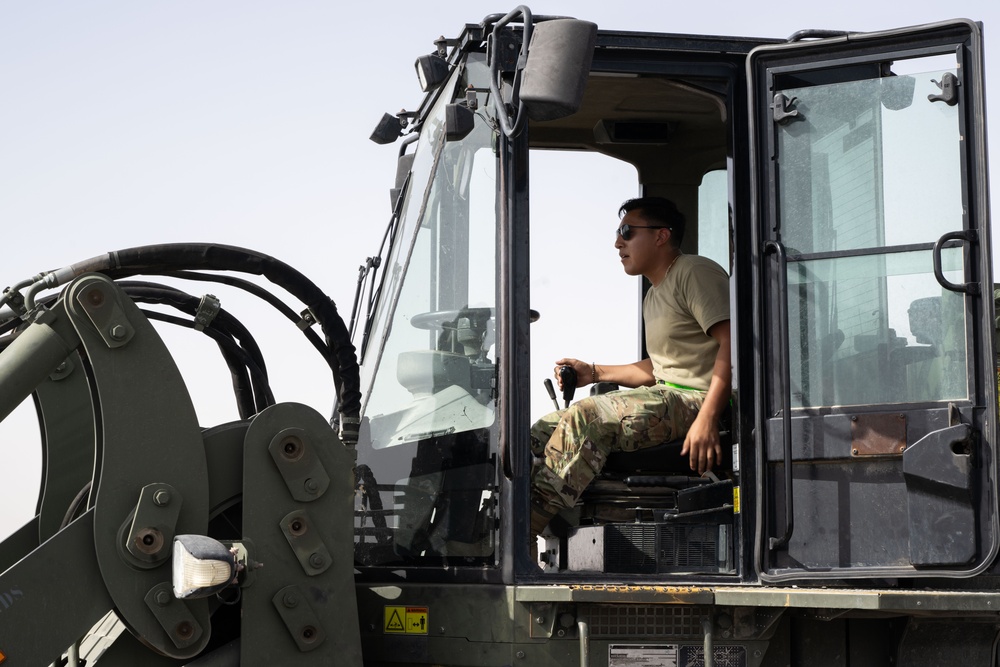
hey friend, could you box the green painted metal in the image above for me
[241,402,362,666]
[0,510,113,667]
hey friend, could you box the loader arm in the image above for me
[0,271,362,666]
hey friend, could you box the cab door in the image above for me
[749,21,997,581]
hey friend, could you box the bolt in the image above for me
[535,616,545,625]
[309,552,325,568]
[439,627,445,634]
[281,437,303,461]
[153,489,171,506]
[556,629,565,637]
[109,324,127,340]
[851,415,858,421]
[289,517,306,535]
[283,592,299,608]
[55,362,68,373]
[134,528,164,555]
[516,651,525,659]
[155,590,171,606]
[175,621,194,641]
[852,448,859,455]
[304,478,319,494]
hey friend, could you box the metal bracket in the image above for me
[297,308,317,331]
[122,483,183,568]
[279,510,333,576]
[272,585,327,652]
[144,582,205,650]
[268,427,331,501]
[72,278,134,348]
[928,72,960,106]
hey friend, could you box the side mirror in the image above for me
[389,153,415,210]
[520,19,598,121]
[370,112,403,145]
[445,103,476,141]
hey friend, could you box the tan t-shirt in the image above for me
[643,254,730,390]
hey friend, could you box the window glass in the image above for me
[778,57,962,255]
[787,248,967,407]
[355,54,498,566]
[698,168,730,269]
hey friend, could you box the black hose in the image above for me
[141,309,274,414]
[122,282,271,417]
[160,270,337,374]
[94,244,360,435]
[121,282,270,382]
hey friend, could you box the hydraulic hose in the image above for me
[32,243,361,442]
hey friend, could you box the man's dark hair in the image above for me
[619,196,686,247]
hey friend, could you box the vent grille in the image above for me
[590,604,709,638]
[603,523,729,573]
[661,524,718,568]
[606,524,657,573]
[679,644,747,667]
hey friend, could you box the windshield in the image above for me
[354,53,498,566]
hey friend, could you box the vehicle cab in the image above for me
[350,10,996,661]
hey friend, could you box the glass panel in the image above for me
[698,168,730,269]
[355,55,498,566]
[786,248,967,408]
[778,56,962,254]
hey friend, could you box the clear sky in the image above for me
[1,0,996,539]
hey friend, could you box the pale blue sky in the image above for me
[1,1,996,538]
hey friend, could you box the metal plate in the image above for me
[851,413,906,457]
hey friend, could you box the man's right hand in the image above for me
[553,358,592,388]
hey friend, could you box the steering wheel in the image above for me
[410,307,494,331]
[409,307,539,330]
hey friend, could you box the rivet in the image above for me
[309,553,325,568]
[283,593,299,608]
[304,478,319,493]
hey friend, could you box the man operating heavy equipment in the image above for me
[529,196,732,541]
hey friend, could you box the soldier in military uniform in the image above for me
[530,196,732,541]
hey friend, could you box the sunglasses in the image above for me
[616,224,669,241]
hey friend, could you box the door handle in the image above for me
[764,240,795,551]
[933,229,979,295]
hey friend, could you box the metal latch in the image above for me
[772,93,802,125]
[928,72,959,106]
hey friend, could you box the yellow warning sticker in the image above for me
[384,605,429,634]
[384,606,405,633]
[733,486,741,514]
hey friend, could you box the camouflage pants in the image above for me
[529,384,705,515]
